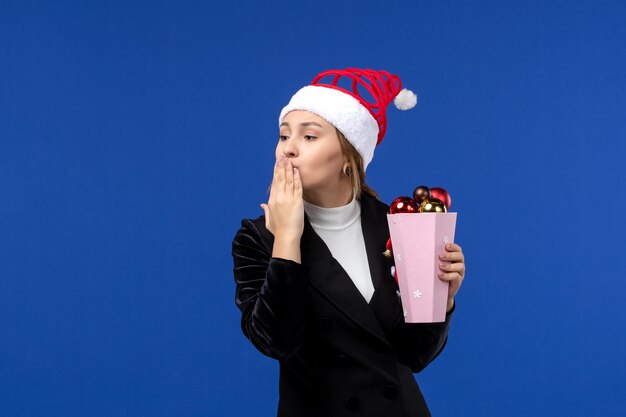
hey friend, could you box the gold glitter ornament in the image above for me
[419,197,447,213]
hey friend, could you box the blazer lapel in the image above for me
[301,192,401,346]
[360,193,404,331]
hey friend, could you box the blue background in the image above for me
[1,1,625,416]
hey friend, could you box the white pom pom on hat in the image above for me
[394,88,418,110]
[279,68,418,172]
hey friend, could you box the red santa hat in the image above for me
[279,68,417,171]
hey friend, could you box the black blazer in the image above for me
[232,191,454,417]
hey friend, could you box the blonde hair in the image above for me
[335,129,380,202]
[266,129,380,202]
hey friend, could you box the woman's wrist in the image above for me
[272,234,302,264]
[446,297,455,313]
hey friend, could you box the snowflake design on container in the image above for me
[396,253,402,261]
[413,290,422,299]
[442,236,449,245]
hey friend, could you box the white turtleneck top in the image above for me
[303,193,375,303]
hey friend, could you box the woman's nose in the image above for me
[282,140,298,157]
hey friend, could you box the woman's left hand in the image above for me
[438,243,465,312]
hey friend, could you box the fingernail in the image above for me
[440,263,446,268]
[446,244,452,249]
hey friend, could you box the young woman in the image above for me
[232,68,466,417]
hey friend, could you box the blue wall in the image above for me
[1,1,625,416]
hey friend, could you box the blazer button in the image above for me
[320,316,333,331]
[344,395,359,410]
[383,384,398,399]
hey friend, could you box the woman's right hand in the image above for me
[260,155,304,241]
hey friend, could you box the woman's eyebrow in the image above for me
[280,122,323,128]
[300,122,323,128]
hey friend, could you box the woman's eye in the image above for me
[279,135,316,141]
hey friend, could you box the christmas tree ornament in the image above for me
[383,237,393,258]
[420,198,447,213]
[389,196,420,214]
[412,185,431,205]
[430,187,452,210]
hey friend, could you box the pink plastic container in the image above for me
[387,212,457,323]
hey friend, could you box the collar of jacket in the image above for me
[300,191,402,347]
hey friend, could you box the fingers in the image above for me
[445,243,462,252]
[272,156,280,182]
[438,262,464,278]
[260,203,272,234]
[274,156,285,192]
[439,262,464,272]
[293,165,302,196]
[438,271,463,281]
[284,158,294,191]
[437,243,465,296]
[439,250,464,263]
[270,159,278,197]
[273,156,300,197]
[438,255,465,283]
[270,155,303,201]
[283,158,302,197]
[438,252,465,281]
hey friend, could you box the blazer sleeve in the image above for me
[388,301,456,373]
[231,218,310,361]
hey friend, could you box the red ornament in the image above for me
[430,187,451,209]
[389,196,419,214]
[383,237,393,258]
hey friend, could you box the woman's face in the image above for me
[276,110,346,193]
